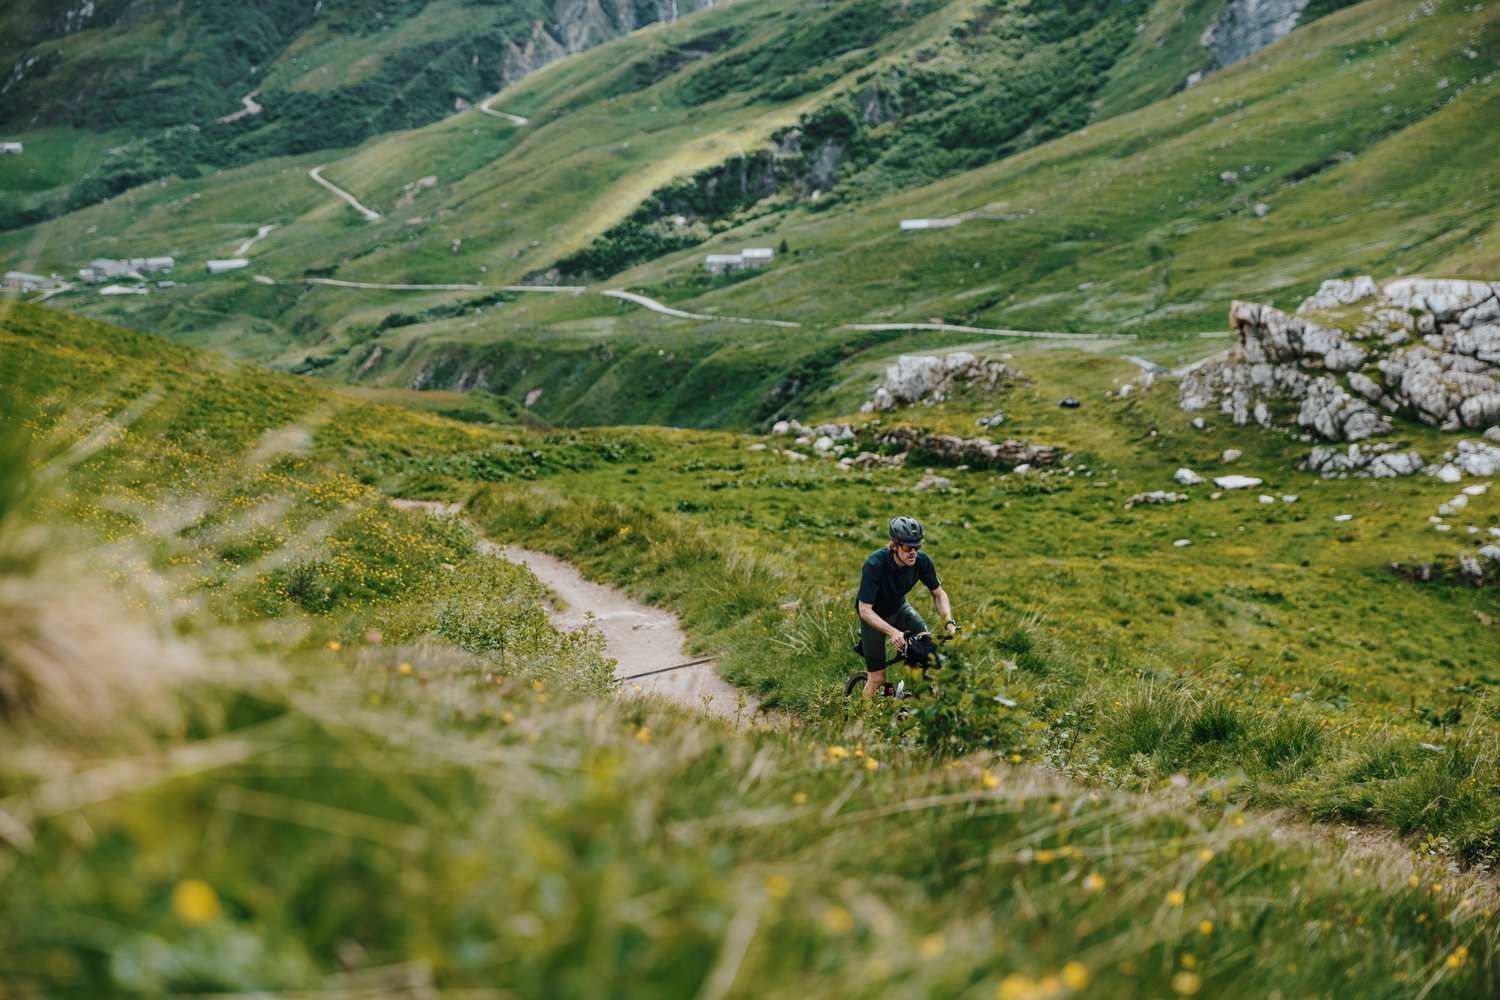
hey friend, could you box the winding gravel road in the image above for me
[603,289,801,328]
[309,166,382,222]
[478,96,528,126]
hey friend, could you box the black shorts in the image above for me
[858,603,929,672]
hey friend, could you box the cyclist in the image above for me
[856,515,956,698]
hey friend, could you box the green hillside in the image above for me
[6,0,1477,408]
[3,301,1498,996]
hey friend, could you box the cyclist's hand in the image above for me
[890,631,907,652]
[945,619,959,637]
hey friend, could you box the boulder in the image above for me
[1174,468,1205,486]
[1213,474,1263,490]
[868,352,1009,410]
[1125,491,1189,508]
[1221,448,1242,463]
[1297,276,1379,313]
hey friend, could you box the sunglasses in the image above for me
[897,543,922,553]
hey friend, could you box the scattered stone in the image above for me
[1332,514,1353,522]
[1454,438,1500,477]
[1281,494,1298,503]
[780,449,807,462]
[1174,467,1205,486]
[813,435,835,454]
[1191,417,1207,430]
[1258,494,1275,504]
[1125,491,1189,508]
[1213,474,1263,490]
[1173,538,1192,547]
[1434,523,1452,532]
[1058,397,1081,409]
[914,473,954,491]
[1221,448,1242,463]
[865,352,1010,411]
[1253,202,1270,219]
[875,425,1059,470]
[1013,463,1032,474]
[976,411,1006,427]
[1463,484,1489,496]
[1433,464,1463,483]
[747,443,768,452]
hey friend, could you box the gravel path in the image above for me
[478,96,529,126]
[390,499,753,720]
[843,321,1128,341]
[236,225,276,257]
[309,166,382,223]
[603,289,802,328]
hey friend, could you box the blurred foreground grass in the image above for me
[2,302,1499,996]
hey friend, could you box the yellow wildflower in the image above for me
[1408,875,1420,889]
[1445,945,1469,969]
[1035,850,1056,864]
[997,974,1031,1000]
[1167,890,1186,906]
[764,874,790,901]
[1009,753,1023,764]
[919,934,945,959]
[865,757,880,771]
[982,769,1001,789]
[822,906,854,934]
[1061,962,1089,990]
[1082,873,1105,892]
[1180,953,1197,969]
[397,661,413,675]
[171,879,221,926]
[1197,848,1214,862]
[1199,919,1214,936]
[635,726,651,745]
[793,791,808,805]
[1171,971,1201,995]
[326,640,342,652]
[500,710,515,724]
[828,745,850,760]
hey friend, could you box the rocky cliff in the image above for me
[1201,0,1312,68]
[1181,276,1500,478]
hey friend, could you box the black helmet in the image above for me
[888,515,924,547]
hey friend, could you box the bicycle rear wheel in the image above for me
[844,672,869,696]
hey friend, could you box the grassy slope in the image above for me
[3,301,1498,996]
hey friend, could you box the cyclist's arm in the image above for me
[930,586,955,632]
[858,601,905,646]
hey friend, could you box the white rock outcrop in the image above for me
[1181,277,1500,457]
[865,352,1009,411]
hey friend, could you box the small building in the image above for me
[130,256,174,273]
[4,270,53,292]
[900,218,963,232]
[704,253,744,275]
[79,258,134,283]
[741,247,774,267]
[205,258,250,274]
[99,284,148,296]
[0,142,22,155]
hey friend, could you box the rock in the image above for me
[1332,514,1353,522]
[1013,463,1032,474]
[1281,494,1298,503]
[914,473,954,491]
[1297,276,1379,314]
[1486,426,1500,444]
[869,352,1009,409]
[1433,464,1463,483]
[1481,545,1500,561]
[1462,484,1489,496]
[812,435,835,454]
[1371,451,1424,478]
[1118,383,1134,398]
[780,449,807,462]
[1191,417,1207,430]
[747,443,768,452]
[1125,491,1189,508]
[1219,170,1240,184]
[1174,468,1205,486]
[1258,494,1275,504]
[1221,448,1242,463]
[1253,202,1270,219]
[1213,475,1263,490]
[1059,397,1081,409]
[976,411,1006,427]
[1173,538,1192,547]
[1449,494,1470,510]
[1382,277,1497,322]
[1202,0,1311,68]
[875,425,1059,470]
[1454,439,1500,477]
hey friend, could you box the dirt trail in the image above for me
[603,289,801,329]
[390,500,752,719]
[309,166,382,222]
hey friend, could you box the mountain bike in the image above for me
[844,630,953,697]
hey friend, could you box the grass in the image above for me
[3,303,1499,997]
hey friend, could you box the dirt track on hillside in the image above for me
[389,499,754,720]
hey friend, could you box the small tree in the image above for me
[778,238,789,255]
